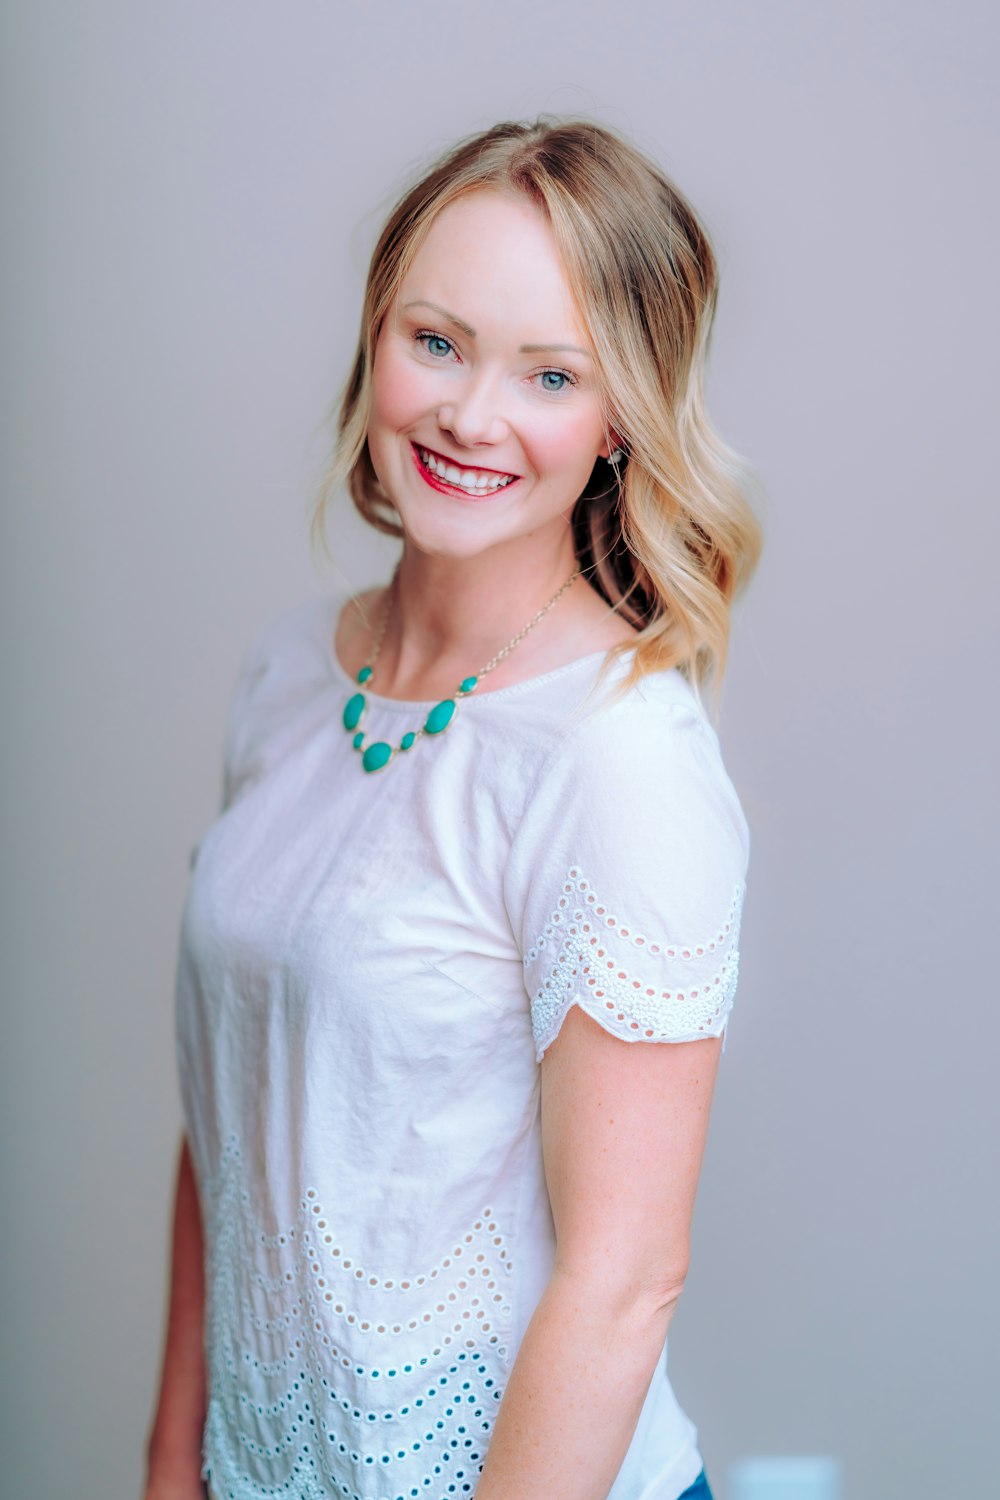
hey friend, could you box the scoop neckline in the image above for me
[324,593,634,711]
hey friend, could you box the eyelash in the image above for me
[412,330,579,394]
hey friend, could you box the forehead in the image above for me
[395,189,589,344]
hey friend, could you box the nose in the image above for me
[436,370,509,450]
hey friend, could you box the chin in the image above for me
[403,528,502,562]
[393,501,508,561]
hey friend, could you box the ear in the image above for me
[598,428,625,460]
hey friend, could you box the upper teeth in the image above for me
[418,447,517,494]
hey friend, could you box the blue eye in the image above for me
[418,333,454,359]
[539,370,574,393]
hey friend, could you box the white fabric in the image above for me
[176,593,750,1500]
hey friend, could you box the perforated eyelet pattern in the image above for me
[200,1139,513,1500]
[525,866,744,1059]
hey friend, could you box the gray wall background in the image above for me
[2,2,996,1497]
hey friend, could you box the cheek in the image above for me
[524,410,604,480]
[370,343,433,433]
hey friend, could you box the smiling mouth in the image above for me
[412,443,520,497]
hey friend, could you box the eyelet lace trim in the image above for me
[525,866,744,1060]
[201,1137,512,1500]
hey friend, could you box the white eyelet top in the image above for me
[175,593,750,1500]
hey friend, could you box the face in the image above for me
[365,189,614,564]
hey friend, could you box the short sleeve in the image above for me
[504,686,750,1063]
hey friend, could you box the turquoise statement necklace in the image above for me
[343,568,579,773]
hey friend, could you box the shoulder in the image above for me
[548,662,736,809]
[229,591,362,721]
[506,661,749,904]
[238,594,339,677]
[221,595,341,798]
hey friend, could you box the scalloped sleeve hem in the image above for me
[527,866,743,1062]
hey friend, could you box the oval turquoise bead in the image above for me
[400,731,416,751]
[362,741,393,773]
[357,666,373,684]
[459,676,478,694]
[424,699,456,736]
[343,692,366,731]
[352,731,365,750]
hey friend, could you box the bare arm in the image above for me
[144,1134,208,1499]
[474,1006,722,1500]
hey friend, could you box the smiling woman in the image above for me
[145,118,763,1500]
[320,119,761,710]
[363,191,616,571]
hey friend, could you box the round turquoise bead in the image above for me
[357,665,373,684]
[362,741,393,773]
[459,676,478,694]
[424,699,456,736]
[400,731,416,751]
[343,692,366,731]
[352,731,365,750]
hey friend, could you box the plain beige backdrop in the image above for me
[2,2,997,1497]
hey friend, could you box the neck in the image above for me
[374,538,581,698]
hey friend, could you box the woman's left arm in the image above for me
[474,1006,723,1500]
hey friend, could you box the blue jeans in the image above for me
[677,1472,714,1500]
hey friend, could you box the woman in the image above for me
[145,117,762,1500]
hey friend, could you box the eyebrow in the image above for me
[401,300,593,359]
[520,342,593,359]
[403,300,476,337]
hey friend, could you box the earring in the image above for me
[608,447,626,466]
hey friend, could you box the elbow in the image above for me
[549,1252,691,1331]
[613,1261,689,1361]
[644,1260,690,1320]
[606,1256,692,1329]
[626,1238,691,1323]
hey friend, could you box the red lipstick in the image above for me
[409,442,521,501]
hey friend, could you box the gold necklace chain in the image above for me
[342,567,579,774]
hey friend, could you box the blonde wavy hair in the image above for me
[313,117,763,708]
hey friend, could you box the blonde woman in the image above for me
[145,118,762,1500]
